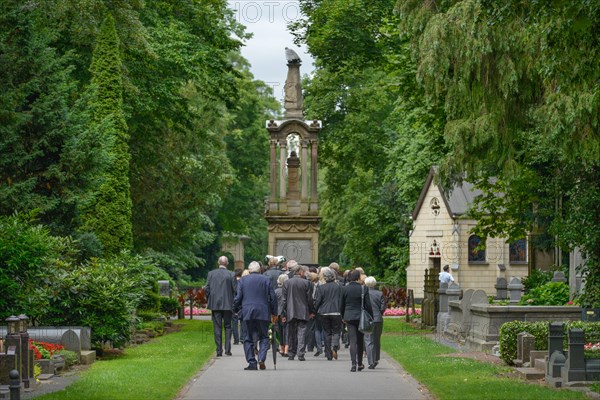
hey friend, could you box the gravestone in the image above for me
[495,277,507,299]
[459,289,474,338]
[515,332,535,367]
[158,280,170,297]
[552,271,567,283]
[507,277,523,303]
[60,330,81,353]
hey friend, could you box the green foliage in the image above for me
[498,321,549,365]
[159,297,180,316]
[79,14,133,255]
[521,269,553,292]
[54,350,79,367]
[519,282,570,306]
[292,0,446,277]
[397,0,600,307]
[0,212,76,319]
[499,321,600,365]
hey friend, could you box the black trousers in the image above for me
[319,315,342,359]
[211,310,232,354]
[346,320,364,366]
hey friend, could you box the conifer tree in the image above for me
[79,13,133,255]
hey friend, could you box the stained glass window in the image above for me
[468,235,486,262]
[509,239,527,263]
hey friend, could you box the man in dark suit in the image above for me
[281,260,314,361]
[205,255,236,357]
[233,261,277,370]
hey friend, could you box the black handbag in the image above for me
[358,286,374,333]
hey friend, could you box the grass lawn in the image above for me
[36,320,214,400]
[381,318,588,400]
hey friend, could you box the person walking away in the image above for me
[314,267,342,361]
[282,261,314,361]
[205,255,236,357]
[340,269,373,372]
[275,273,289,356]
[363,276,386,369]
[439,265,454,284]
[232,267,244,345]
[232,261,278,370]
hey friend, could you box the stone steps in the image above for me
[516,367,546,380]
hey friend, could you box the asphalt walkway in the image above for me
[177,342,429,400]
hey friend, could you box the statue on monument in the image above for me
[284,47,303,118]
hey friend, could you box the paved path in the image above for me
[177,343,429,400]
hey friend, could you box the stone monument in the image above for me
[265,48,321,265]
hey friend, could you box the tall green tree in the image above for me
[79,14,133,255]
[397,0,600,306]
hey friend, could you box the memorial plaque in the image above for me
[275,240,312,264]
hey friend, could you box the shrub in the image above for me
[519,282,570,305]
[521,269,553,292]
[499,321,548,365]
[499,321,600,365]
[160,297,180,316]
[54,350,79,367]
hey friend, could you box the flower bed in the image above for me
[30,340,64,360]
[183,307,211,316]
[585,341,600,359]
[383,308,421,317]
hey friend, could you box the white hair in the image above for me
[277,274,289,287]
[218,256,229,266]
[248,261,261,273]
[364,276,377,288]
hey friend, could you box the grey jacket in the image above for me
[282,275,314,321]
[368,288,386,322]
[314,281,342,315]
[205,267,236,311]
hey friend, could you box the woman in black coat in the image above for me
[340,269,373,372]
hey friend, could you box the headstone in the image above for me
[459,289,474,337]
[552,271,567,283]
[507,277,523,303]
[446,282,461,302]
[495,277,507,299]
[60,330,81,352]
[158,280,170,297]
[515,332,535,367]
[562,328,586,382]
[470,290,488,305]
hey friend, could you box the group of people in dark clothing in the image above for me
[205,256,386,372]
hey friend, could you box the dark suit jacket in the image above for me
[340,282,373,321]
[282,275,314,320]
[264,268,284,290]
[232,272,277,321]
[368,288,386,322]
[205,267,236,311]
[314,281,342,315]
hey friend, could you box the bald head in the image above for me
[218,256,229,267]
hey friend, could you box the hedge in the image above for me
[499,320,600,365]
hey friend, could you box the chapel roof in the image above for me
[412,166,483,220]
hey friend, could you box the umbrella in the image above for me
[271,322,278,370]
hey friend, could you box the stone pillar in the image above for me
[283,62,303,119]
[4,316,21,385]
[270,139,278,206]
[495,277,507,300]
[563,328,586,382]
[300,139,309,212]
[310,139,318,211]
[18,315,32,389]
[436,282,450,334]
[438,282,449,313]
[507,277,523,303]
[547,322,566,379]
[279,140,287,212]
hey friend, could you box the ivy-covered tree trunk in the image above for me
[79,14,133,255]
